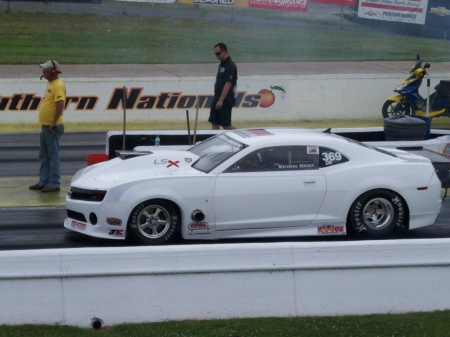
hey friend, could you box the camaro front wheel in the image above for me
[348,190,406,239]
[128,200,180,245]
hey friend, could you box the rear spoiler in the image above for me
[396,147,450,171]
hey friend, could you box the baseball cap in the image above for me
[39,60,61,73]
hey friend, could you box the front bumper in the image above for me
[64,199,128,240]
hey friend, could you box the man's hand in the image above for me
[215,100,223,109]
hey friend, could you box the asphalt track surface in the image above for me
[1,131,450,251]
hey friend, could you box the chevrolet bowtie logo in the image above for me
[430,7,450,16]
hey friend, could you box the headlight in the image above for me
[68,187,107,202]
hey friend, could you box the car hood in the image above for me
[72,150,202,187]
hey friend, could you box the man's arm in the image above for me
[215,82,232,109]
[49,100,64,133]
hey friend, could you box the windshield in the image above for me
[189,134,245,173]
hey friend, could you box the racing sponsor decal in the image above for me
[109,229,124,237]
[318,225,345,234]
[234,129,274,138]
[71,220,87,231]
[430,7,450,16]
[106,218,122,226]
[188,222,209,230]
[277,163,315,169]
[391,196,404,227]
[352,201,366,232]
[154,159,180,167]
[321,151,343,166]
[167,160,179,168]
[185,158,193,163]
[442,143,450,158]
[307,146,319,155]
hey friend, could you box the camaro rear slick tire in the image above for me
[128,200,180,245]
[382,100,411,118]
[348,190,406,239]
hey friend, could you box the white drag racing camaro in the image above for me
[64,128,443,245]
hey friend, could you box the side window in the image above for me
[319,147,349,167]
[224,146,320,173]
[224,149,266,173]
[283,146,319,170]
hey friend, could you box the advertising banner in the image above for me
[310,0,356,6]
[177,0,248,7]
[358,0,429,25]
[249,0,308,12]
[193,0,234,4]
[116,0,175,3]
[426,0,450,29]
[0,77,290,124]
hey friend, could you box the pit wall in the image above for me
[1,73,448,124]
[1,240,450,328]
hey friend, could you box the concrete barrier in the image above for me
[1,239,450,327]
[1,72,449,124]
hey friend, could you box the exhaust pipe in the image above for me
[191,209,205,222]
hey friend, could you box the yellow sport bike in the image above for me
[382,55,450,119]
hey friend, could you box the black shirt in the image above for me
[214,56,238,106]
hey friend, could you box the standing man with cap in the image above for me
[29,60,66,193]
[208,42,238,130]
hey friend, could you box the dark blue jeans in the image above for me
[38,124,64,187]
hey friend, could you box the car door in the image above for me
[214,145,327,231]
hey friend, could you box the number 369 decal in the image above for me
[320,148,348,167]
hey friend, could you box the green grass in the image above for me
[1,7,450,64]
[1,311,450,336]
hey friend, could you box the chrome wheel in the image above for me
[363,198,394,231]
[136,205,171,239]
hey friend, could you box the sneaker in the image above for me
[29,183,45,190]
[41,185,60,193]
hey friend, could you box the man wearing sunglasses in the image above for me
[208,42,238,130]
[29,60,66,193]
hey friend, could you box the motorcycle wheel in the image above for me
[382,100,411,118]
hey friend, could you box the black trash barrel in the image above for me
[384,115,427,141]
